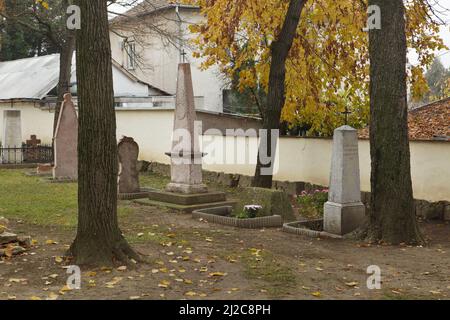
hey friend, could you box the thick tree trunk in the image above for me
[367,0,423,244]
[253,0,306,188]
[68,0,139,265]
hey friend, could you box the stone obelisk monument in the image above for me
[166,63,207,194]
[141,63,235,212]
[323,126,365,235]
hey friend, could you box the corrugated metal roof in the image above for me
[0,54,61,100]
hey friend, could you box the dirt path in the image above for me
[1,204,449,300]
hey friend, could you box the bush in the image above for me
[296,189,328,219]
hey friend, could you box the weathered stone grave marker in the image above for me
[25,135,41,163]
[53,93,78,180]
[324,125,365,235]
[140,63,236,212]
[2,110,22,163]
[117,136,149,199]
[165,63,207,194]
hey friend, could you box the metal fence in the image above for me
[0,144,53,164]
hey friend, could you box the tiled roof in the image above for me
[359,99,450,141]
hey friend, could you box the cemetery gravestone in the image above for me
[166,63,207,194]
[118,136,140,194]
[2,110,22,163]
[324,125,365,235]
[53,93,78,180]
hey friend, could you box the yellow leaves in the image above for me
[47,292,59,300]
[188,0,442,134]
[105,277,123,288]
[311,291,322,298]
[59,285,72,295]
[209,272,227,277]
[54,256,63,264]
[9,278,27,284]
[158,280,171,289]
[410,66,430,102]
[185,291,206,297]
[35,0,49,10]
[345,281,359,288]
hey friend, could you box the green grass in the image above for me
[0,169,133,227]
[241,248,297,297]
[140,172,170,190]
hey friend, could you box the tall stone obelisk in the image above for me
[323,126,365,235]
[166,63,207,194]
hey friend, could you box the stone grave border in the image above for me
[192,206,283,229]
[283,220,343,239]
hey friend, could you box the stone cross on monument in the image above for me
[26,135,41,147]
[323,125,365,235]
[341,106,351,125]
[166,63,207,194]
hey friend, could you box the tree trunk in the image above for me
[367,0,423,244]
[68,0,139,266]
[253,0,306,188]
[54,25,76,136]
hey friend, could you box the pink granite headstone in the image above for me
[53,93,78,180]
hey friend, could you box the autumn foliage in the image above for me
[187,0,445,135]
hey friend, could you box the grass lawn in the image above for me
[0,169,133,227]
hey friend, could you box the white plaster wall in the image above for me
[70,63,149,97]
[0,103,54,144]
[112,69,149,97]
[115,109,173,163]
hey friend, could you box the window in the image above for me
[125,41,136,70]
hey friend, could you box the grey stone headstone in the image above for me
[53,93,78,180]
[324,126,365,235]
[118,136,140,194]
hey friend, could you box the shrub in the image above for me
[296,189,328,219]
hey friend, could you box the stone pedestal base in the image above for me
[118,190,151,200]
[166,182,208,194]
[136,189,236,213]
[324,201,365,235]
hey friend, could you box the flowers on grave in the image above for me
[236,205,263,219]
[296,189,329,219]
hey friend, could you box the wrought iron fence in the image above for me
[0,144,53,164]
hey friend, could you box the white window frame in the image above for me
[125,41,137,70]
